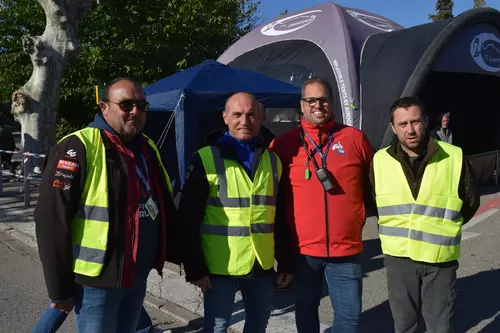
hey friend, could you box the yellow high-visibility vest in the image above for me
[198,145,282,275]
[373,140,463,263]
[60,128,172,277]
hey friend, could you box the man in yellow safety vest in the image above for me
[35,78,178,333]
[370,96,479,333]
[179,92,293,333]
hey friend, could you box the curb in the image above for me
[143,293,203,326]
[0,221,203,328]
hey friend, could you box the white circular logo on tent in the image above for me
[261,10,322,36]
[346,9,395,32]
[471,33,500,72]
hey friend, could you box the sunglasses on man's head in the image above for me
[104,99,150,112]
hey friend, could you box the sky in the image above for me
[258,0,500,28]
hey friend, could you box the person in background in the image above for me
[0,124,17,180]
[370,97,479,333]
[180,92,293,333]
[34,78,178,333]
[270,77,374,333]
[433,112,453,144]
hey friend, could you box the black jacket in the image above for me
[35,130,178,301]
[178,133,293,282]
[369,137,480,224]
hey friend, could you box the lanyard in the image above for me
[303,129,334,167]
[135,155,150,194]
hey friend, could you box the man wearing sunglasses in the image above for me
[270,77,374,332]
[34,78,179,333]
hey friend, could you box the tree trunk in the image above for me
[11,0,93,172]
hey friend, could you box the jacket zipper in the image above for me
[117,153,128,289]
[117,253,124,289]
[324,189,330,257]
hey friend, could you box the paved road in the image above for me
[352,212,500,333]
[2,179,500,332]
[0,231,200,333]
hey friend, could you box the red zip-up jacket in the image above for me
[270,118,374,258]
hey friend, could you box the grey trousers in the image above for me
[384,255,458,333]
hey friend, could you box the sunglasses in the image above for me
[301,97,329,107]
[104,99,150,112]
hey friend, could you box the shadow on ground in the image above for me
[360,268,500,332]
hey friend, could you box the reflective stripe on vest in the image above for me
[374,140,463,263]
[378,225,461,246]
[200,223,275,236]
[378,204,461,221]
[60,128,172,277]
[206,147,279,208]
[75,204,109,222]
[199,145,281,276]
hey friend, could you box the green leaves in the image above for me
[0,0,260,138]
[473,0,486,8]
[429,0,454,22]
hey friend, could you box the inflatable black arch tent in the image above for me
[361,7,500,155]
[360,7,500,185]
[218,2,404,132]
[219,4,500,184]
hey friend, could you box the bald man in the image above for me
[179,92,293,332]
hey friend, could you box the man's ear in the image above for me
[390,122,396,135]
[99,101,108,115]
[424,116,429,128]
[222,111,228,125]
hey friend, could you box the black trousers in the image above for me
[384,255,458,333]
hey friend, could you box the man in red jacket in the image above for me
[270,77,374,333]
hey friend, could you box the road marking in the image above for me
[462,231,480,241]
[463,208,499,230]
[461,208,499,241]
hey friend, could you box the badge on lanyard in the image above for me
[136,155,159,220]
[145,197,159,220]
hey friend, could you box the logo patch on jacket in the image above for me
[53,179,72,190]
[57,159,79,172]
[65,149,77,158]
[331,142,346,155]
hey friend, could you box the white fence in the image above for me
[0,149,45,207]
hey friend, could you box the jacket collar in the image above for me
[387,135,440,162]
[300,117,335,146]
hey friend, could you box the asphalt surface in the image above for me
[1,179,500,332]
[0,231,199,333]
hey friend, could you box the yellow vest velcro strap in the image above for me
[379,225,462,246]
[75,204,109,222]
[72,244,106,264]
[251,223,274,233]
[208,197,250,207]
[207,195,277,207]
[201,223,274,236]
[253,195,277,206]
[378,204,461,221]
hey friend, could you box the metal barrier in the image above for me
[0,149,45,207]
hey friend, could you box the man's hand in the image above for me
[50,298,75,313]
[191,276,211,294]
[276,273,293,289]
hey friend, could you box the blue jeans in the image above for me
[74,269,151,333]
[203,275,274,333]
[32,305,152,333]
[294,254,363,333]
